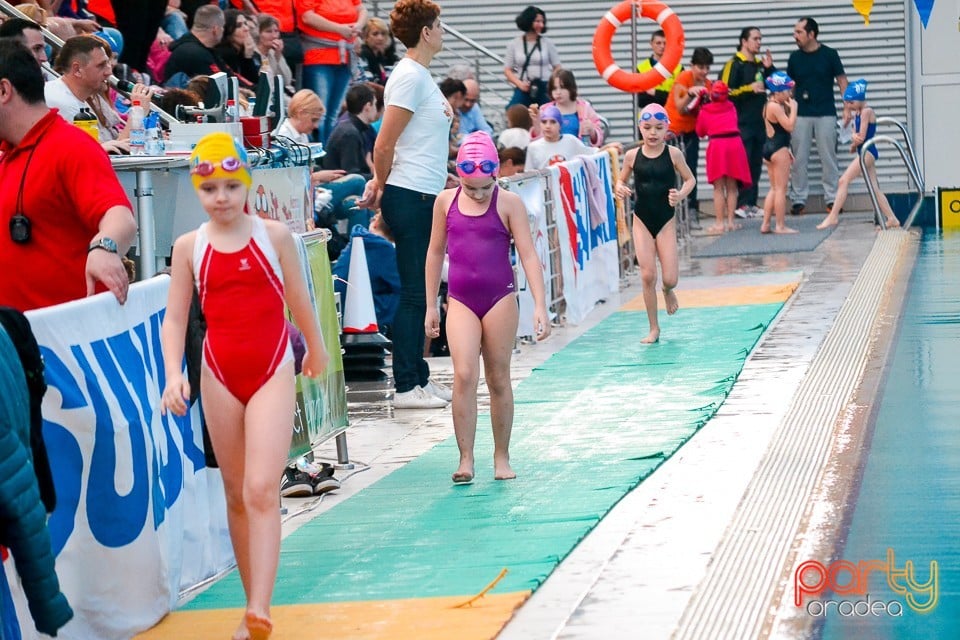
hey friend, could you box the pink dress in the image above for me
[695,100,752,188]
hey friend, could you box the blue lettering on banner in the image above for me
[41,311,200,552]
[571,164,613,272]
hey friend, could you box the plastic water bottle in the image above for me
[144,113,163,155]
[225,99,238,123]
[128,98,146,156]
[73,107,98,140]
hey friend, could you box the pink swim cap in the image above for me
[456,131,500,178]
[638,103,669,125]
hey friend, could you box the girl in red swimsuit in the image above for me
[425,132,550,484]
[160,133,328,640]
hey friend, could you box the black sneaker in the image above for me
[280,467,314,498]
[791,203,806,216]
[312,474,341,495]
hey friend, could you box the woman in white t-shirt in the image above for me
[357,0,454,410]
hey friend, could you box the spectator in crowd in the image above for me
[665,46,713,215]
[0,40,137,312]
[524,104,592,171]
[787,17,847,215]
[255,14,293,94]
[504,5,560,108]
[161,0,190,41]
[333,213,400,338]
[46,35,153,154]
[297,0,368,143]
[18,2,100,41]
[358,16,398,85]
[86,0,168,73]
[457,78,492,137]
[719,26,775,218]
[0,17,48,68]
[636,29,683,108]
[529,68,604,147]
[356,0,453,410]
[498,104,532,149]
[323,83,379,226]
[215,9,257,87]
[439,76,466,162]
[163,4,227,84]
[240,0,304,73]
[498,146,526,177]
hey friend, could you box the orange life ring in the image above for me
[592,0,685,93]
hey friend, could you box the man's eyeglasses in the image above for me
[190,156,247,177]
[456,159,498,175]
[640,111,669,122]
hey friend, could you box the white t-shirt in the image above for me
[524,134,591,171]
[275,118,308,144]
[498,127,531,150]
[383,57,452,195]
[44,78,120,142]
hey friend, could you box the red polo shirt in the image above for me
[255,1,296,32]
[0,110,132,312]
[297,0,362,66]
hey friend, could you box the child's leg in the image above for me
[725,179,740,228]
[199,368,255,639]
[632,216,661,343]
[479,294,520,480]
[444,298,483,482]
[761,162,774,233]
[239,361,296,632]
[709,180,725,233]
[656,218,680,316]
[817,159,860,229]
[865,158,900,227]
[772,151,797,233]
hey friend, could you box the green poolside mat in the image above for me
[185,302,784,608]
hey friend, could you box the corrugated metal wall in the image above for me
[390,0,910,198]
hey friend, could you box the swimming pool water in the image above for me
[820,233,960,639]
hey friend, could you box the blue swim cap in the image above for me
[765,71,795,93]
[93,29,123,57]
[843,79,868,102]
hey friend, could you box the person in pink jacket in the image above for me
[696,81,752,233]
[528,68,605,147]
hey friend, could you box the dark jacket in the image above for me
[164,32,227,82]
[718,51,775,131]
[0,325,73,637]
[322,114,373,180]
[333,225,400,331]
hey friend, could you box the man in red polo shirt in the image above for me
[0,40,137,312]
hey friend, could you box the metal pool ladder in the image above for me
[859,117,930,231]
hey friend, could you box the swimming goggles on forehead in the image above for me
[456,159,499,175]
[640,111,669,122]
[190,156,248,177]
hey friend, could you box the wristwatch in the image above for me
[88,237,119,254]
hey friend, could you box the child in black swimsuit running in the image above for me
[615,104,696,344]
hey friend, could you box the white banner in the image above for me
[501,176,553,338]
[548,153,620,325]
[10,278,233,640]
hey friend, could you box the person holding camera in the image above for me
[503,5,561,109]
[664,46,714,215]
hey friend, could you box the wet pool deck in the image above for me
[162,210,913,640]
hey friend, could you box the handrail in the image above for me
[440,22,505,66]
[859,135,926,231]
[877,116,923,188]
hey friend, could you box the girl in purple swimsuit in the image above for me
[425,132,550,484]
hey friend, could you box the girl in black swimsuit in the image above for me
[760,71,799,234]
[615,104,696,345]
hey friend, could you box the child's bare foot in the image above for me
[725,221,741,231]
[774,226,799,234]
[452,463,474,484]
[663,288,679,315]
[641,329,660,344]
[494,457,516,480]
[245,611,272,640]
[760,224,771,234]
[232,620,250,640]
[816,215,838,230]
[705,224,725,235]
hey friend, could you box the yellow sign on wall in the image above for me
[939,188,960,230]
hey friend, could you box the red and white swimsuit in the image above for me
[194,215,292,404]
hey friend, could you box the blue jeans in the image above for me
[302,62,352,144]
[380,184,434,393]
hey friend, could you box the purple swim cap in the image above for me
[539,104,563,122]
[456,131,500,178]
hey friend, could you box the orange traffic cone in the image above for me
[341,236,391,348]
